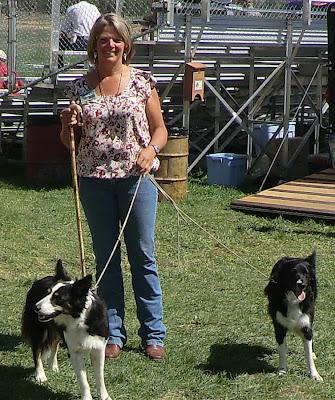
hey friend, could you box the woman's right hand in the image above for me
[59,101,82,148]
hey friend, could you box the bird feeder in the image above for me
[183,62,206,102]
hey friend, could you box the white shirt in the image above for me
[62,1,100,40]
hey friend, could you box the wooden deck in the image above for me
[230,169,335,221]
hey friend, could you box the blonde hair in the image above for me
[87,13,134,65]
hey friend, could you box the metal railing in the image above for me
[0,0,153,92]
[0,0,331,93]
[176,0,330,20]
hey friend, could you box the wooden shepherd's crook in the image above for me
[69,124,86,277]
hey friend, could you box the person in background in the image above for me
[0,49,24,164]
[58,1,101,68]
[59,13,168,361]
[233,0,252,7]
[0,50,24,91]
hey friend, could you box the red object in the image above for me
[325,87,332,104]
[0,61,24,90]
[26,116,71,184]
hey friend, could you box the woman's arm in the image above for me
[146,88,168,151]
[136,88,168,174]
[59,101,82,149]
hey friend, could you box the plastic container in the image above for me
[206,153,247,187]
[253,123,295,155]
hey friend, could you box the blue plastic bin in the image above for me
[254,122,295,155]
[253,123,295,155]
[206,153,247,187]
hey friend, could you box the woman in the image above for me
[60,13,168,361]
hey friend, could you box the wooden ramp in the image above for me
[231,169,335,221]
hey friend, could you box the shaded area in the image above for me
[198,341,276,378]
[250,224,335,238]
[0,333,72,399]
[0,164,70,190]
[0,164,26,187]
[0,333,22,351]
[0,365,71,400]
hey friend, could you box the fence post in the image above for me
[166,0,174,26]
[50,0,62,73]
[183,13,192,134]
[282,18,293,173]
[7,0,17,93]
[116,0,124,15]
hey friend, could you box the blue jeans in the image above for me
[79,175,166,348]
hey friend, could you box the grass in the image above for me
[1,165,335,400]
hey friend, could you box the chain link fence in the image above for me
[0,0,153,90]
[0,0,330,92]
[176,0,330,20]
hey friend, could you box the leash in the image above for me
[148,175,268,279]
[90,172,268,291]
[94,174,143,290]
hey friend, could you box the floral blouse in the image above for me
[64,68,160,179]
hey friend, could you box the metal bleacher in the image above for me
[0,1,331,169]
[130,5,329,175]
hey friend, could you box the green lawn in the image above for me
[0,165,335,400]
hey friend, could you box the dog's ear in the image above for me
[55,259,72,281]
[72,274,92,297]
[264,279,276,295]
[264,258,284,295]
[306,251,316,270]
[264,274,278,295]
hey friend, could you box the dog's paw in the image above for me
[99,392,111,400]
[48,360,59,372]
[35,373,47,384]
[310,372,323,382]
[278,368,287,376]
[48,357,59,372]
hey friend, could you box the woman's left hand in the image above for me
[136,146,156,175]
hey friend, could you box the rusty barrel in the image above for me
[26,115,70,185]
[155,135,189,201]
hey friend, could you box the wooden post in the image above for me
[69,125,86,277]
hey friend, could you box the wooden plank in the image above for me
[283,181,335,190]
[231,202,335,221]
[276,180,335,189]
[230,168,335,221]
[298,171,335,182]
[255,191,335,203]
[234,196,335,212]
[272,186,335,196]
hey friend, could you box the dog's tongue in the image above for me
[298,291,306,302]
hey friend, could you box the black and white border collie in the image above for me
[264,251,323,382]
[22,260,111,400]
